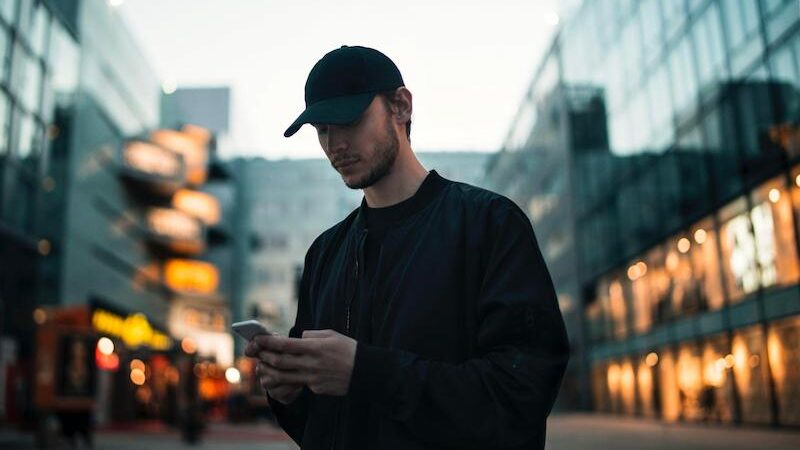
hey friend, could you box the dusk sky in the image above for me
[119,0,568,159]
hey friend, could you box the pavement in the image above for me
[1,413,799,449]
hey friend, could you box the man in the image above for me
[244,45,569,450]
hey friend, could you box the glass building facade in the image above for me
[487,0,800,426]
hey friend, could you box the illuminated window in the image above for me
[701,335,736,424]
[751,176,800,289]
[636,355,657,418]
[658,348,680,422]
[768,316,800,426]
[719,197,759,303]
[677,343,704,421]
[689,218,725,311]
[591,362,612,413]
[732,326,773,424]
[619,358,636,415]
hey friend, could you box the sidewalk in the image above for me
[547,413,800,450]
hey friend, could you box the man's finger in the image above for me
[258,362,308,386]
[302,329,335,339]
[243,340,260,357]
[259,351,315,371]
[254,334,319,355]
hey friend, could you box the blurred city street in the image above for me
[3,0,800,448]
[2,414,800,450]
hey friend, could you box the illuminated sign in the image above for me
[151,128,209,186]
[91,309,172,351]
[164,259,219,294]
[122,141,184,178]
[172,189,221,225]
[146,208,204,251]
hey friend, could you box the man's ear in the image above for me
[393,87,413,123]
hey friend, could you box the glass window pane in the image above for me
[0,93,8,155]
[0,0,16,26]
[689,218,725,311]
[677,343,704,421]
[750,176,800,288]
[16,112,37,160]
[0,23,9,83]
[719,197,759,303]
[3,168,34,230]
[47,21,79,108]
[592,361,612,412]
[28,2,47,57]
[701,334,737,424]
[768,316,800,426]
[635,355,658,418]
[732,326,774,424]
[658,347,681,421]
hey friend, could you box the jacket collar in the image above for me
[352,170,446,230]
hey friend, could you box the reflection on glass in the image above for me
[720,197,759,302]
[751,177,800,288]
[592,362,611,413]
[609,276,629,340]
[690,219,725,310]
[658,348,681,422]
[620,359,636,415]
[701,335,736,423]
[607,361,621,413]
[732,327,773,424]
[677,344,704,421]
[636,357,657,418]
[768,316,800,426]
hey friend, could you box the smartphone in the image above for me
[231,320,272,340]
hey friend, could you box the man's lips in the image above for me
[334,159,359,169]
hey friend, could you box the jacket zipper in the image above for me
[331,231,365,450]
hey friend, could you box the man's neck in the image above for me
[363,147,428,208]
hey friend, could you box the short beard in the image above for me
[344,120,399,190]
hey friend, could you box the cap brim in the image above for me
[284,92,376,137]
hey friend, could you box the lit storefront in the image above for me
[587,171,800,426]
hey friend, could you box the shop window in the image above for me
[701,334,737,423]
[689,218,725,310]
[619,358,637,415]
[606,361,622,413]
[768,316,800,425]
[665,234,703,317]
[608,275,630,340]
[630,248,659,334]
[793,165,800,237]
[636,353,658,418]
[658,348,681,422]
[592,362,611,413]
[750,176,800,289]
[719,197,759,303]
[732,326,773,424]
[677,343,705,421]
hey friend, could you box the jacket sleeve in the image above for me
[348,203,570,449]
[265,239,319,446]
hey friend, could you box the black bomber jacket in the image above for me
[267,170,569,450]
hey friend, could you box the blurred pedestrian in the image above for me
[245,45,569,450]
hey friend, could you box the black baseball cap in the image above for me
[284,45,405,137]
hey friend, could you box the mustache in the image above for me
[331,157,359,168]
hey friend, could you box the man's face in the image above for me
[314,96,399,190]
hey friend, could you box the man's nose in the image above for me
[326,125,348,153]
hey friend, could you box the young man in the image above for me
[245,45,569,450]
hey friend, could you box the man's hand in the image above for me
[246,329,357,397]
[244,338,304,405]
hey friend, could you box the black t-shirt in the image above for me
[354,170,442,343]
